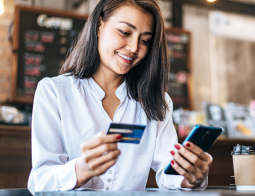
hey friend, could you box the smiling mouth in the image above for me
[117,52,134,64]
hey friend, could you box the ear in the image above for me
[97,16,103,37]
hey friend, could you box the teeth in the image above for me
[118,53,133,61]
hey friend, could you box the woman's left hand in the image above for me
[170,141,213,188]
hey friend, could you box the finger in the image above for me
[88,149,121,169]
[170,159,197,185]
[91,131,106,139]
[82,143,118,162]
[170,150,202,180]
[92,159,117,176]
[205,152,213,165]
[174,144,205,171]
[183,142,213,164]
[81,133,122,151]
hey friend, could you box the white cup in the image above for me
[232,145,255,191]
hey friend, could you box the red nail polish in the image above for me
[116,135,122,139]
[186,142,190,147]
[174,144,180,150]
[171,160,174,165]
[170,151,175,155]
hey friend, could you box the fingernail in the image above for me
[186,142,190,147]
[174,144,180,150]
[170,150,175,155]
[171,160,174,165]
[116,135,122,139]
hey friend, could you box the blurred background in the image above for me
[1,0,255,190]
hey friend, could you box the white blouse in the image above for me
[27,75,207,194]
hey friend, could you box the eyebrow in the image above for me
[119,21,153,35]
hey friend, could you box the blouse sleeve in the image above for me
[27,78,92,195]
[151,93,208,190]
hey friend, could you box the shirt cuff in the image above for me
[55,158,93,191]
[163,173,208,190]
[174,176,208,191]
[55,158,78,191]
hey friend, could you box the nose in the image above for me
[126,36,139,54]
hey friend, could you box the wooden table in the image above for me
[0,125,31,188]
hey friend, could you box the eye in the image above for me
[140,39,149,45]
[119,30,130,36]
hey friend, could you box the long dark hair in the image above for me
[59,0,169,121]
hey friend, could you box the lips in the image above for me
[117,52,134,64]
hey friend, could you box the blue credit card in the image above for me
[107,123,146,144]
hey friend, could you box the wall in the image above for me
[215,37,255,105]
[183,5,212,110]
[183,4,255,110]
[0,0,14,102]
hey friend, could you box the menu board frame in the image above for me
[165,27,193,110]
[11,6,88,103]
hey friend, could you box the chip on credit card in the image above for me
[107,123,146,144]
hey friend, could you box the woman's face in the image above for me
[97,5,154,75]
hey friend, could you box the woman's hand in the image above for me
[75,132,121,187]
[170,141,213,188]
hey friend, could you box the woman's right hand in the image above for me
[75,132,122,187]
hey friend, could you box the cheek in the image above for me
[138,46,149,59]
[98,33,111,54]
[112,33,125,47]
[99,30,125,55]
[132,46,148,67]
[132,47,149,67]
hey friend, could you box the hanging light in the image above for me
[0,0,4,16]
[207,0,216,2]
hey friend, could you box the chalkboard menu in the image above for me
[12,6,88,103]
[166,28,192,109]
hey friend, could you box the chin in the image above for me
[115,70,130,75]
[114,67,132,75]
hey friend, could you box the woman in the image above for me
[28,0,212,194]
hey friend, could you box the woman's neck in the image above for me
[93,66,125,94]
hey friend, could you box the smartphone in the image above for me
[164,125,223,175]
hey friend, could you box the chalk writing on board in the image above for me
[166,29,190,109]
[37,14,73,30]
[13,6,87,102]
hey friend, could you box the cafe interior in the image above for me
[1,0,255,195]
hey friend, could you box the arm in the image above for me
[151,93,208,190]
[28,79,121,194]
[27,79,87,194]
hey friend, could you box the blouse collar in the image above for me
[84,77,127,101]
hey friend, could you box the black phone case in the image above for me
[164,125,223,175]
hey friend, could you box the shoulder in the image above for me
[153,93,175,136]
[35,74,88,104]
[164,92,173,115]
[38,74,78,86]
[34,75,88,109]
[37,74,84,92]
